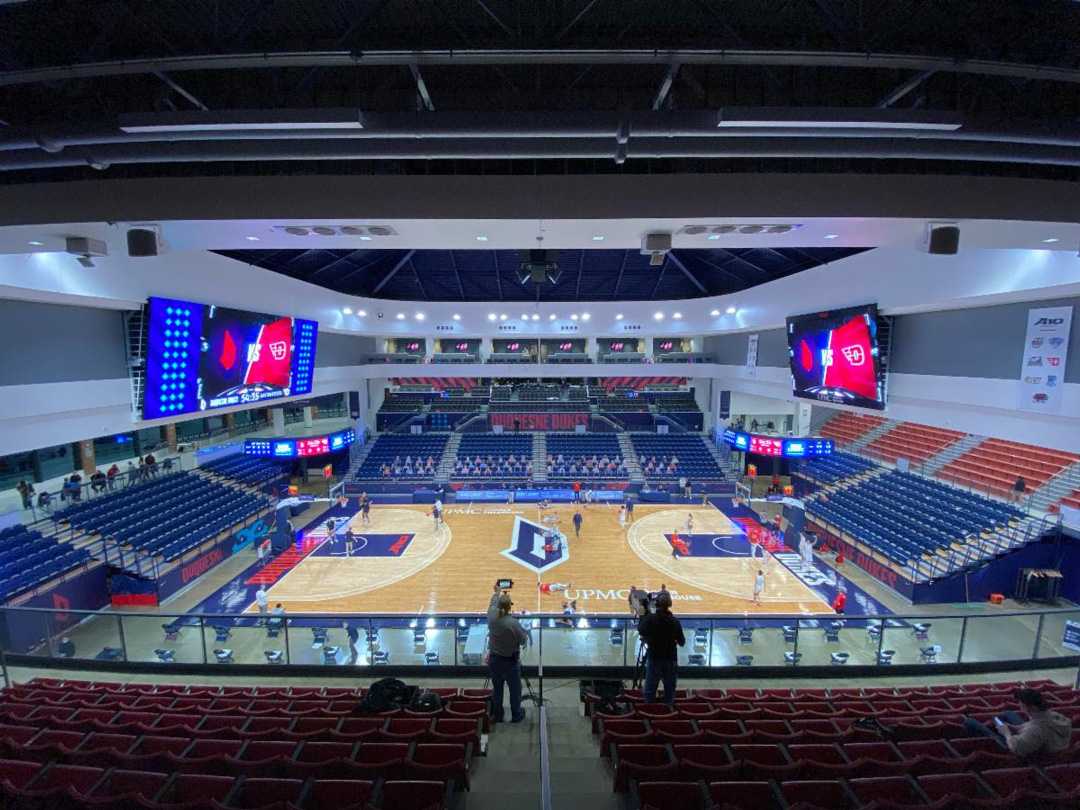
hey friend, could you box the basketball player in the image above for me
[670,530,689,559]
[799,532,817,568]
[345,528,356,557]
[753,568,765,604]
[572,511,583,539]
[360,494,371,526]
[685,513,695,534]
[325,517,337,538]
[432,499,442,528]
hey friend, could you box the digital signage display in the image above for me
[144,297,318,420]
[722,430,833,458]
[245,429,355,459]
[786,304,887,411]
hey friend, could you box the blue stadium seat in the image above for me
[546,433,625,480]
[353,434,449,481]
[629,434,726,481]
[455,434,532,479]
[200,454,288,487]
[0,524,94,602]
[796,452,876,484]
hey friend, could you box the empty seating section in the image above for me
[1061,488,1080,510]
[589,680,1080,810]
[490,385,511,401]
[200,454,287,487]
[0,679,483,809]
[631,435,725,481]
[454,434,533,478]
[354,435,448,481]
[864,422,964,465]
[796,452,876,485]
[819,412,886,446]
[55,473,267,562]
[518,383,560,402]
[546,434,626,479]
[0,525,93,602]
[808,470,1023,575]
[940,438,1080,497]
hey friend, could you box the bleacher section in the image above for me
[518,384,560,402]
[352,435,449,481]
[454,434,532,478]
[0,679,488,810]
[200,454,287,488]
[819,412,886,446]
[587,680,1080,809]
[630,435,726,481]
[0,525,93,603]
[546,434,626,480]
[807,470,1024,578]
[864,422,964,465]
[55,473,267,563]
[940,438,1080,498]
[1062,488,1080,510]
[796,452,877,485]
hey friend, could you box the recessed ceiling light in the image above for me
[549,314,557,320]
[488,313,497,322]
[592,234,605,241]
[396,313,405,320]
[415,312,425,321]
[452,314,461,321]
[531,314,540,321]
[342,307,353,315]
[357,310,367,317]
[244,235,260,242]
[570,314,579,321]
[726,306,737,315]
[706,234,721,241]
[654,312,664,320]
[615,313,624,320]
[476,235,489,242]
[499,314,507,321]
[27,240,44,246]
[710,309,720,316]
[521,314,529,321]
[359,235,373,241]
[823,233,839,240]
[1042,237,1060,244]
[673,312,682,319]
[581,313,591,321]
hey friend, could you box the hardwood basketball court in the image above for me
[257,502,833,616]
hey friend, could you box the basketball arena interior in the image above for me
[2,3,1080,809]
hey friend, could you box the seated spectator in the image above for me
[90,470,107,493]
[963,688,1072,757]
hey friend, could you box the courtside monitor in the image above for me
[786,304,887,411]
[144,296,318,419]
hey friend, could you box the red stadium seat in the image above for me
[1045,763,1080,792]
[707,780,778,810]
[917,772,988,802]
[730,744,800,781]
[780,779,855,809]
[650,719,704,744]
[235,740,298,776]
[634,780,708,810]
[673,744,738,781]
[380,780,450,810]
[156,773,236,806]
[599,718,651,756]
[88,768,170,802]
[848,776,926,806]
[611,744,678,793]
[352,742,410,779]
[430,718,482,749]
[333,718,384,742]
[230,777,304,808]
[28,763,105,795]
[697,720,751,743]
[304,779,375,810]
[381,717,434,742]
[407,742,471,789]
[0,758,41,790]
[979,766,1050,799]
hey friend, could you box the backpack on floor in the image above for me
[357,678,413,714]
[409,688,444,713]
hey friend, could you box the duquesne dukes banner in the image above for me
[490,412,588,431]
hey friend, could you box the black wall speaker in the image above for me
[348,391,361,419]
[927,224,960,255]
[127,228,159,257]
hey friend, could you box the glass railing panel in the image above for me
[1036,609,1080,660]
[121,613,206,664]
[537,616,625,668]
[880,616,963,666]
[961,613,1039,663]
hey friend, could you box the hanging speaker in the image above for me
[926,223,960,255]
[126,228,159,257]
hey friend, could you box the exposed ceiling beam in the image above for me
[370,249,416,294]
[650,259,668,299]
[557,0,602,40]
[153,71,208,111]
[492,251,504,300]
[651,63,681,111]
[877,69,937,108]
[666,251,708,294]
[611,249,630,298]
[411,255,429,299]
[305,249,374,280]
[574,249,584,300]
[687,253,750,287]
[447,250,466,300]
[6,49,1080,87]
[409,63,435,112]
[474,0,515,36]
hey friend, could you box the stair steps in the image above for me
[532,433,547,483]
[617,433,643,483]
[922,433,984,475]
[435,433,462,485]
[1030,460,1080,512]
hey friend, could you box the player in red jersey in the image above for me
[538,581,572,595]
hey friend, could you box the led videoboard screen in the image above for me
[721,429,833,458]
[144,297,318,419]
[786,304,887,411]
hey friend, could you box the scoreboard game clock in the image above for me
[244,429,356,459]
[722,429,833,458]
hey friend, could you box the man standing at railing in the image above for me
[487,582,528,723]
[637,590,685,706]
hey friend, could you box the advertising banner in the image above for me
[1018,306,1073,414]
[1064,620,1080,653]
[744,334,759,378]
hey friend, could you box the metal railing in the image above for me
[3,604,1078,677]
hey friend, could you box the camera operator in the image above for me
[636,590,685,706]
[487,582,528,723]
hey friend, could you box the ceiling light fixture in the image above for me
[488,313,497,322]
[359,235,373,241]
[581,313,591,321]
[521,314,529,321]
[570,314,579,321]
[28,240,44,246]
[726,306,737,315]
[716,107,962,131]
[710,309,720,316]
[357,310,367,317]
[549,314,557,321]
[452,314,461,321]
[823,233,839,240]
[615,313,624,320]
[244,235,260,242]
[119,109,366,133]
[342,307,353,315]
[706,234,721,241]
[476,235,489,242]
[396,313,405,320]
[673,312,682,319]
[1042,238,1060,244]
[415,312,425,321]
[531,314,540,321]
[592,235,605,241]
[654,312,664,321]
[499,314,507,321]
